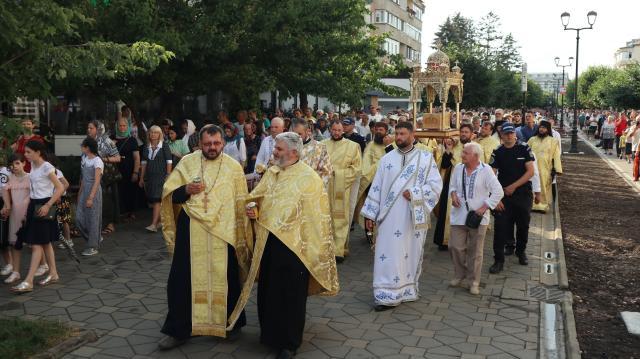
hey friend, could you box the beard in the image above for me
[202,149,221,160]
[460,137,471,144]
[331,135,343,141]
[373,133,385,144]
[396,140,411,149]
[537,132,549,138]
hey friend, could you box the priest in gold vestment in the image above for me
[228,132,339,359]
[527,120,562,213]
[475,121,501,164]
[355,122,391,224]
[322,120,362,262]
[158,125,251,350]
[433,124,472,250]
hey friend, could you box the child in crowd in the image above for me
[1,154,30,284]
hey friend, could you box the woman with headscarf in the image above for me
[114,117,141,221]
[181,119,196,149]
[222,122,247,167]
[87,120,121,235]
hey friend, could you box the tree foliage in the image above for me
[0,0,175,101]
[566,64,640,109]
[433,12,535,108]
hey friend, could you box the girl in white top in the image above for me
[11,140,65,293]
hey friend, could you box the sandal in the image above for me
[101,225,115,235]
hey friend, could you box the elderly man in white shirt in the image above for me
[449,142,504,295]
[253,117,285,173]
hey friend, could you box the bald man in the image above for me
[254,117,285,173]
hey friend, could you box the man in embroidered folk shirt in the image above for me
[158,125,252,350]
[361,122,443,312]
[433,124,471,251]
[291,119,333,189]
[232,132,339,359]
[448,142,504,295]
[323,121,362,262]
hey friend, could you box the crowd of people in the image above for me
[579,110,640,181]
[0,105,564,358]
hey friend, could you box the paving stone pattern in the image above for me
[0,212,549,358]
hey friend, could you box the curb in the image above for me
[32,329,99,359]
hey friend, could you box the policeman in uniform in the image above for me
[488,122,535,273]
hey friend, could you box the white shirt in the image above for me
[368,113,383,123]
[449,163,504,226]
[223,138,247,165]
[356,124,371,139]
[29,161,56,199]
[552,129,562,154]
[628,125,640,151]
[530,153,541,193]
[81,156,104,172]
[255,136,276,172]
[142,142,172,164]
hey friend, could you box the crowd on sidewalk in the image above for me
[0,105,563,358]
[579,109,640,181]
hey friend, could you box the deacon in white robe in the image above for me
[361,122,443,311]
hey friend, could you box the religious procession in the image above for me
[3,1,640,358]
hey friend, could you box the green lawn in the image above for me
[0,317,72,359]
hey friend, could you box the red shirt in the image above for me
[615,118,627,136]
[14,134,44,172]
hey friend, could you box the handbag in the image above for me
[34,203,57,221]
[102,161,123,186]
[462,168,483,229]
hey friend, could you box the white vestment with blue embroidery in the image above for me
[361,147,443,306]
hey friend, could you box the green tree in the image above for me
[476,12,503,68]
[0,0,174,101]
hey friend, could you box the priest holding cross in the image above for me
[157,125,252,350]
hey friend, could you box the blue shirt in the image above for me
[516,125,538,142]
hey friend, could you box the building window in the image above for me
[404,23,421,41]
[387,12,403,30]
[406,47,420,62]
[412,4,423,20]
[383,38,400,56]
[374,9,387,23]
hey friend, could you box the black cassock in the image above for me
[161,185,246,340]
[433,151,454,246]
[258,233,310,351]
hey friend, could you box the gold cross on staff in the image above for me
[203,194,210,213]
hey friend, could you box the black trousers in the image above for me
[161,188,245,340]
[615,135,622,156]
[258,233,310,351]
[493,191,532,263]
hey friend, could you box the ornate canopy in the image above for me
[410,42,464,138]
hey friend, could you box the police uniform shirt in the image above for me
[489,141,534,195]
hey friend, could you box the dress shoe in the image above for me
[226,326,242,340]
[374,304,394,312]
[335,256,345,264]
[437,244,448,251]
[489,262,504,274]
[158,336,186,351]
[38,275,60,286]
[517,253,529,265]
[276,349,296,359]
[504,247,515,256]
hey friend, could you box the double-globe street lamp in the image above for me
[554,56,573,130]
[561,10,597,153]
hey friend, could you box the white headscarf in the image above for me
[182,119,196,145]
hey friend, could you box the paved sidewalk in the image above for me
[0,209,553,358]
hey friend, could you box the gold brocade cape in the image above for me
[161,151,251,338]
[355,142,386,225]
[227,161,339,329]
[475,136,500,164]
[528,135,563,212]
[322,138,362,257]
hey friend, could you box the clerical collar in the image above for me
[303,137,311,145]
[398,144,415,154]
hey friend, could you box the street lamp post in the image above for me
[561,10,597,153]
[554,56,574,130]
